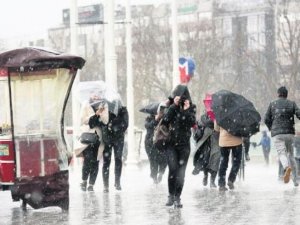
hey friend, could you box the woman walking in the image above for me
[161,84,196,208]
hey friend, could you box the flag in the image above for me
[179,57,195,84]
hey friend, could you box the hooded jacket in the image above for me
[161,85,196,145]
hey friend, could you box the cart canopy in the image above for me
[0,47,85,71]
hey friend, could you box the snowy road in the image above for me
[1,157,300,225]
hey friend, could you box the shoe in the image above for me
[210,182,217,188]
[227,181,234,190]
[192,168,200,175]
[80,182,87,191]
[219,186,228,192]
[165,196,174,206]
[87,185,94,192]
[103,186,109,193]
[173,197,183,208]
[115,184,122,191]
[294,182,299,187]
[203,176,208,186]
[283,167,292,183]
[245,154,250,161]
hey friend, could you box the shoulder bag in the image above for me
[153,119,170,151]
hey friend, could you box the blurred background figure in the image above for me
[294,132,300,177]
[256,131,271,165]
[243,137,251,161]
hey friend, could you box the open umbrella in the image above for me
[211,90,261,137]
[75,80,122,115]
[139,102,160,115]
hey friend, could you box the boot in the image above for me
[174,196,183,208]
[80,181,87,191]
[87,185,94,192]
[210,172,217,188]
[165,195,174,206]
[115,179,122,191]
[203,174,208,186]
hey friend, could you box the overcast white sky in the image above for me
[0,0,170,39]
[0,0,71,39]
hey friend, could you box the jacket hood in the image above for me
[170,84,192,103]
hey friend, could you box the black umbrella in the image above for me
[139,102,160,115]
[211,90,261,137]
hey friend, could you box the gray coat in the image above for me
[194,126,221,172]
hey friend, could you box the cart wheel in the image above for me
[59,199,69,212]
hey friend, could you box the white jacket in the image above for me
[73,101,106,161]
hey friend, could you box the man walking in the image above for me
[264,86,300,186]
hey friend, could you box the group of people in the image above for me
[76,91,128,192]
[76,84,300,209]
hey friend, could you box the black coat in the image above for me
[89,106,129,144]
[144,114,158,148]
[162,85,196,145]
[264,97,300,137]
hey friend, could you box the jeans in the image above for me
[102,138,124,187]
[166,144,190,198]
[218,145,242,187]
[273,134,298,182]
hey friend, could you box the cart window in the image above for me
[10,68,73,177]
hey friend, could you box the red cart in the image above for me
[0,47,85,210]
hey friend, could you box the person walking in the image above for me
[214,122,243,191]
[264,86,300,186]
[192,112,220,188]
[256,131,271,165]
[161,84,196,208]
[144,114,167,184]
[77,91,104,192]
[89,102,128,192]
[243,137,251,161]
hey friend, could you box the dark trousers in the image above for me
[82,143,99,185]
[102,138,124,187]
[145,144,167,179]
[166,144,190,198]
[218,145,242,187]
[244,141,250,155]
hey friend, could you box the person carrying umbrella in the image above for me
[212,90,261,191]
[161,84,196,208]
[264,86,300,186]
[76,90,104,192]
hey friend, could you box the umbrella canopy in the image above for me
[139,102,160,115]
[75,80,122,115]
[211,90,261,137]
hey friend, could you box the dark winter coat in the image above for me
[161,85,196,146]
[89,106,129,145]
[264,97,300,137]
[144,114,159,148]
[193,114,220,172]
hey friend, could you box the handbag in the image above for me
[153,119,170,150]
[79,132,99,145]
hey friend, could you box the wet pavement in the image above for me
[1,157,300,225]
